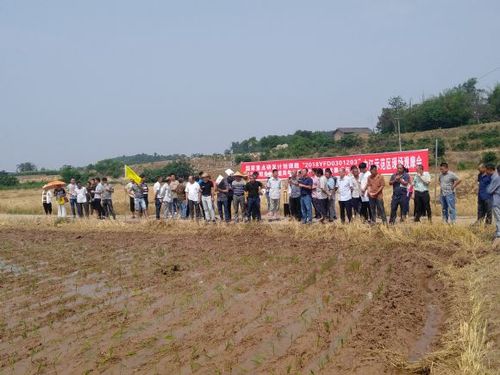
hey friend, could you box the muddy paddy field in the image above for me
[0,219,498,374]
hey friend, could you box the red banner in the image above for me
[241,149,429,179]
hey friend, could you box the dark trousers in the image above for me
[351,197,361,216]
[414,191,432,222]
[369,197,387,224]
[289,196,302,221]
[93,198,105,218]
[129,197,135,213]
[247,196,261,221]
[188,200,201,219]
[390,193,406,224]
[102,199,116,219]
[43,203,52,215]
[217,199,230,222]
[143,195,149,209]
[155,198,162,219]
[339,199,353,223]
[312,198,321,219]
[70,198,77,217]
[360,201,370,222]
[316,198,328,220]
[77,203,84,218]
[477,198,493,224]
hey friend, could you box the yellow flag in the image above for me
[124,165,142,184]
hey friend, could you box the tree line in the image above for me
[376,78,500,134]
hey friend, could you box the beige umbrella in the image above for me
[42,180,66,190]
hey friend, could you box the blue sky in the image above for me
[1,0,499,171]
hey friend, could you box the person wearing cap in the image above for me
[200,173,216,223]
[367,165,387,224]
[231,172,246,223]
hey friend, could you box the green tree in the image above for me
[376,96,407,133]
[93,159,124,178]
[59,165,88,183]
[481,151,498,165]
[488,84,500,119]
[235,154,252,164]
[16,162,37,173]
[0,171,19,186]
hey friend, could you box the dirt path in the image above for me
[0,225,454,374]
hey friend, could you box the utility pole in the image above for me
[395,117,402,151]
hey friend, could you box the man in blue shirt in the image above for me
[477,163,492,225]
[389,163,410,224]
[298,168,314,224]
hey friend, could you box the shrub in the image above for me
[0,171,19,186]
[481,151,498,165]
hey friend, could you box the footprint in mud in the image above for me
[408,303,444,362]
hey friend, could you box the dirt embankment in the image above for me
[0,224,494,374]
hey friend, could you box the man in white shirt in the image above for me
[267,169,282,220]
[93,177,105,219]
[337,168,353,223]
[185,176,202,220]
[350,165,362,218]
[413,164,432,222]
[42,189,53,215]
[325,168,337,221]
[153,176,163,220]
[315,169,329,222]
[161,177,175,219]
[67,178,77,218]
[125,180,136,218]
[359,162,371,223]
[75,181,88,218]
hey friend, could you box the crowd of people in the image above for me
[41,162,500,240]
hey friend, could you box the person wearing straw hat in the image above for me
[231,172,246,223]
